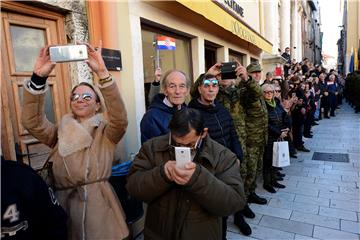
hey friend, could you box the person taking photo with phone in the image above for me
[21,42,129,240]
[127,108,246,240]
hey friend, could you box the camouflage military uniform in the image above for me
[239,77,268,196]
[217,84,247,154]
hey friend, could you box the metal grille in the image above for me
[312,152,349,163]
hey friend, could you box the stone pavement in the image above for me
[227,103,360,240]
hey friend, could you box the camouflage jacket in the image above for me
[239,77,268,145]
[217,85,246,147]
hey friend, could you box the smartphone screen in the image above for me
[175,147,191,168]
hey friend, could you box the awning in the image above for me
[176,0,272,53]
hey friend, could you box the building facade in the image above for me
[338,0,360,74]
[1,0,274,166]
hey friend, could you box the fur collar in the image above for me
[58,113,103,157]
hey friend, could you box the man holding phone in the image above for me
[127,108,246,240]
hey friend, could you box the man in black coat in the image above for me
[1,156,67,240]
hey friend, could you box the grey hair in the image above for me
[261,83,275,92]
[161,70,191,90]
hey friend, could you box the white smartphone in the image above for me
[175,147,191,168]
[49,44,88,62]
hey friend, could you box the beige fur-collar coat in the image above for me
[22,80,129,240]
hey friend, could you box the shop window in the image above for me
[250,57,259,63]
[141,26,192,108]
[205,40,221,72]
[229,49,244,65]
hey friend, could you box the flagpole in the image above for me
[155,35,160,69]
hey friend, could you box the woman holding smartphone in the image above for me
[22,43,129,239]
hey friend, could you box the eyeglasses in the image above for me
[275,90,281,92]
[70,92,93,102]
[263,90,274,94]
[202,79,219,88]
[168,133,202,152]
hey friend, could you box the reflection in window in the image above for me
[18,86,55,124]
[141,28,191,108]
[10,25,45,72]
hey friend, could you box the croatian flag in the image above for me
[157,36,176,50]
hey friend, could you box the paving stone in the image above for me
[248,224,295,240]
[226,230,258,239]
[268,198,319,214]
[250,204,292,219]
[339,185,360,194]
[341,220,360,234]
[315,178,357,187]
[330,199,360,212]
[325,169,359,177]
[342,175,360,182]
[308,172,342,180]
[319,190,359,201]
[294,195,330,207]
[298,182,339,192]
[259,215,314,236]
[313,226,359,240]
[289,176,316,183]
[227,213,263,225]
[256,190,296,202]
[294,234,321,240]
[278,186,319,197]
[319,206,358,221]
[290,211,340,229]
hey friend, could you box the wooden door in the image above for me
[1,2,70,169]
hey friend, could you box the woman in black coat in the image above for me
[262,84,289,193]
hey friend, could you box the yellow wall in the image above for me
[347,0,359,53]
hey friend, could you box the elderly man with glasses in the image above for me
[127,108,246,240]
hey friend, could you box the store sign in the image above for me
[101,48,122,71]
[214,0,244,19]
[231,20,256,45]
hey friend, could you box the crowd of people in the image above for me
[1,44,349,240]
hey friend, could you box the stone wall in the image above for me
[41,0,92,86]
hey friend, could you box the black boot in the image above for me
[248,192,267,205]
[242,204,255,218]
[272,181,286,188]
[234,212,252,236]
[263,184,276,193]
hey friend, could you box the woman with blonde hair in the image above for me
[22,42,129,239]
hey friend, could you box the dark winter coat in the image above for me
[1,158,67,240]
[188,98,243,161]
[140,94,185,144]
[126,134,246,240]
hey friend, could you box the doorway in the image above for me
[1,2,70,169]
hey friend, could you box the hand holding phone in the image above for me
[175,147,192,169]
[221,62,237,80]
[49,44,88,62]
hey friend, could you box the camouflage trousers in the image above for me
[240,144,265,196]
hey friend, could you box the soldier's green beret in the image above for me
[246,62,262,73]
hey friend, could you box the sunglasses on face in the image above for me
[70,92,93,102]
[263,90,273,94]
[202,79,219,88]
[275,90,281,92]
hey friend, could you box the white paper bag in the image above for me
[272,141,290,167]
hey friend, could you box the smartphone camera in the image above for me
[49,44,88,63]
[221,62,237,80]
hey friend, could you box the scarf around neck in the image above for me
[265,98,276,108]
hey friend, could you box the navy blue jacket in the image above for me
[1,158,67,240]
[188,98,243,161]
[140,94,184,144]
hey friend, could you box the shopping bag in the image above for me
[272,141,290,167]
